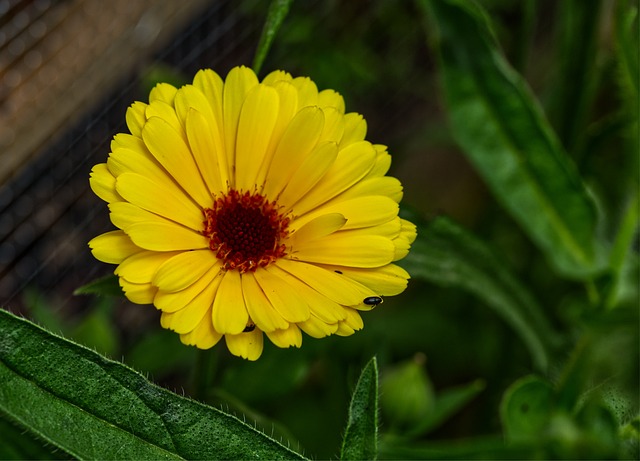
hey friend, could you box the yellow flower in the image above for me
[89,66,416,360]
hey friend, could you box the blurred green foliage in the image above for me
[1,0,638,459]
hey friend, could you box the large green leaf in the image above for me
[0,309,306,460]
[400,216,559,371]
[420,0,600,277]
[340,357,379,461]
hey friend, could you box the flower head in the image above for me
[89,66,416,360]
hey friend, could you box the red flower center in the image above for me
[202,189,290,272]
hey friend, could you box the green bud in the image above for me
[380,353,435,430]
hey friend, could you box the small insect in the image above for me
[334,270,343,274]
[243,323,256,333]
[363,296,383,307]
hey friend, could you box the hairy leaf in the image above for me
[0,309,306,460]
[341,357,379,460]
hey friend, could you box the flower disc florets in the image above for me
[203,189,290,273]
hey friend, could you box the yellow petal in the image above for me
[89,230,141,264]
[278,141,338,211]
[225,328,263,360]
[289,213,347,243]
[163,275,220,334]
[119,278,157,304]
[294,233,395,268]
[263,106,325,199]
[149,82,177,105]
[115,250,181,284]
[176,86,229,194]
[89,164,122,203]
[337,218,401,240]
[340,112,367,148]
[332,176,403,204]
[108,146,165,183]
[318,89,345,113]
[153,250,217,292]
[126,221,208,251]
[393,219,417,261]
[192,69,224,135]
[155,262,222,313]
[262,70,292,85]
[174,84,214,127]
[193,69,224,110]
[335,308,364,336]
[255,81,299,189]
[240,272,289,332]
[142,116,211,207]
[179,309,223,349]
[265,323,302,348]
[292,141,376,216]
[254,267,311,323]
[321,263,410,297]
[110,133,141,152]
[109,202,158,230]
[393,240,411,261]
[185,108,228,195]
[293,196,398,232]
[125,102,147,137]
[163,304,208,334]
[291,76,318,109]
[298,314,339,338]
[366,144,391,178]
[399,219,418,244]
[145,100,186,143]
[268,265,347,323]
[223,66,259,188]
[318,107,345,144]
[276,258,371,306]
[235,84,280,190]
[116,173,203,230]
[212,270,249,335]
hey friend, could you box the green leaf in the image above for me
[614,1,639,100]
[0,309,306,460]
[252,0,294,74]
[548,0,603,153]
[0,417,66,460]
[500,375,555,441]
[74,274,123,297]
[605,191,640,309]
[340,357,379,461]
[420,0,600,277]
[400,216,559,371]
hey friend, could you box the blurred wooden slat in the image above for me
[0,0,211,185]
